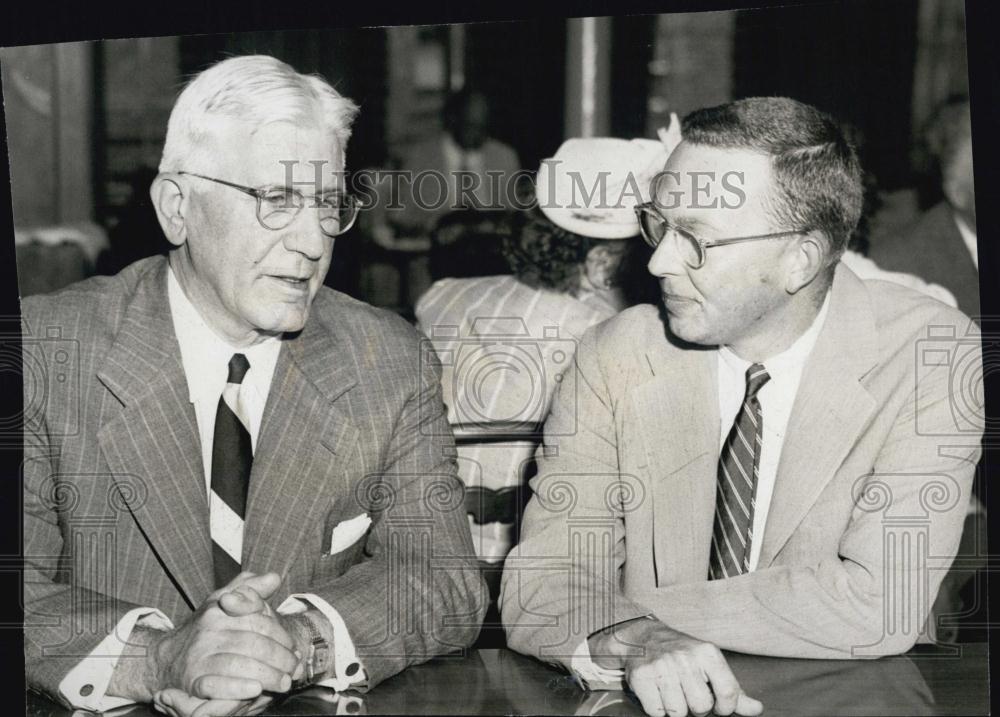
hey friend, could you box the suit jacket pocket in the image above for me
[312,536,366,582]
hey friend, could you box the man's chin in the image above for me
[664,314,713,347]
[255,310,309,337]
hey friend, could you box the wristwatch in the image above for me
[293,610,331,688]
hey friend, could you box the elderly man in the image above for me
[500,97,983,717]
[22,55,486,716]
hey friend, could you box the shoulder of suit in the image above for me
[309,286,426,357]
[20,255,161,341]
[857,275,976,354]
[585,302,671,355]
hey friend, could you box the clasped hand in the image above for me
[152,572,305,717]
[589,618,763,717]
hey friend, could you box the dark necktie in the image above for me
[709,363,770,579]
[211,353,252,588]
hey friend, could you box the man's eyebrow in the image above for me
[668,215,707,231]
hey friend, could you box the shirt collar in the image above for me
[719,290,832,382]
[166,265,282,404]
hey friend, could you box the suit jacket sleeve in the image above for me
[302,331,488,689]
[21,308,147,705]
[633,335,983,658]
[499,328,652,672]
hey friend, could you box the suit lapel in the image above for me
[96,259,214,609]
[757,265,880,567]
[242,311,360,588]
[631,329,719,585]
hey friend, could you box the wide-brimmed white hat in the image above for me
[535,114,682,239]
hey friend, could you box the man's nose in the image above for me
[646,236,685,277]
[283,212,328,260]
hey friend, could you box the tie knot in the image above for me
[227,353,250,385]
[744,363,770,399]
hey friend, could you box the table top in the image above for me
[26,644,989,716]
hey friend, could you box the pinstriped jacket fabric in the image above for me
[22,255,488,705]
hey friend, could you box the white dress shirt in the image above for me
[59,266,364,710]
[572,292,831,689]
[715,292,830,571]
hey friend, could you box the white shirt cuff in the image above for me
[278,593,367,692]
[57,607,173,711]
[570,638,625,691]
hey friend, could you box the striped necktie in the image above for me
[211,353,252,588]
[709,363,770,579]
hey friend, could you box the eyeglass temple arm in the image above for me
[703,230,806,249]
[177,171,262,198]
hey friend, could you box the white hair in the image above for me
[159,55,359,172]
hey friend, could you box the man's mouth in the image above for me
[662,292,698,304]
[269,274,311,288]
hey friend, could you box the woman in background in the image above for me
[415,131,677,615]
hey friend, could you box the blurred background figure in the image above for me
[867,96,983,645]
[869,97,978,318]
[415,134,672,644]
[365,88,523,312]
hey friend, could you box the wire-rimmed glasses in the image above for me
[178,171,359,238]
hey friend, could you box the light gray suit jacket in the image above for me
[500,264,982,669]
[22,256,487,705]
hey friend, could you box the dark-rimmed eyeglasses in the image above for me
[178,171,359,238]
[634,202,811,270]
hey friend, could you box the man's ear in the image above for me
[584,244,619,289]
[784,232,826,294]
[150,174,190,247]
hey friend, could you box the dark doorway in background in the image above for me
[464,19,566,172]
[733,1,919,191]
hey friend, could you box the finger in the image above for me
[676,662,714,717]
[191,697,252,717]
[236,695,274,716]
[157,688,205,717]
[202,652,294,694]
[209,572,258,601]
[192,674,264,701]
[735,693,764,716]
[700,655,741,716]
[218,628,300,673]
[236,572,282,600]
[199,611,297,653]
[218,587,269,618]
[653,668,688,717]
[627,668,668,717]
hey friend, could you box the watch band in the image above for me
[294,610,331,687]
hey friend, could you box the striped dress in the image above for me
[415,275,620,562]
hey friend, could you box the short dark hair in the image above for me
[502,208,617,293]
[681,97,863,263]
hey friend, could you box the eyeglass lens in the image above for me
[639,209,703,268]
[258,190,356,236]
